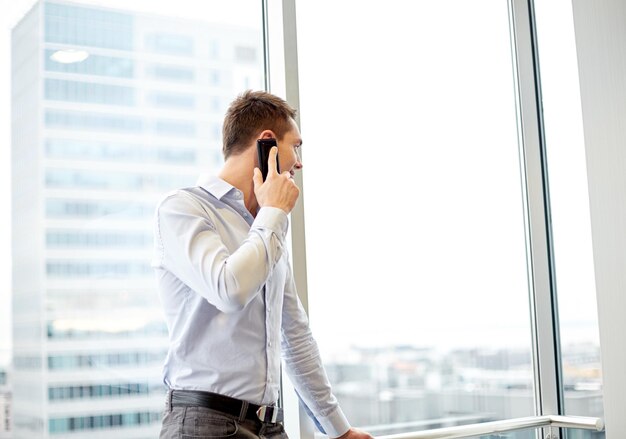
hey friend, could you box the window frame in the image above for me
[264,0,567,438]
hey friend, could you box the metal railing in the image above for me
[378,415,604,439]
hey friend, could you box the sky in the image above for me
[295,0,599,356]
[0,0,600,366]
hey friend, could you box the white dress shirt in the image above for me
[151,175,350,437]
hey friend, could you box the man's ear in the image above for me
[259,129,276,139]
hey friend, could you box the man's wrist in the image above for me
[253,206,289,238]
[316,406,351,439]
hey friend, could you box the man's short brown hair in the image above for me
[222,90,297,160]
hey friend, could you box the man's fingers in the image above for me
[267,146,279,175]
[253,167,263,188]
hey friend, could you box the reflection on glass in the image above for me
[533,1,604,436]
[297,0,533,435]
[10,0,262,437]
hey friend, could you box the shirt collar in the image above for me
[196,174,237,200]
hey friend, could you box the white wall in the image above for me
[571,1,626,437]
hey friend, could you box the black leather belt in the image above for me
[171,390,283,424]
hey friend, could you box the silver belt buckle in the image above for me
[256,405,278,423]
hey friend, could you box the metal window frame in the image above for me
[263,2,312,438]
[508,1,565,438]
[379,415,603,439]
[264,1,564,438]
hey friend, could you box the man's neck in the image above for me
[218,151,259,217]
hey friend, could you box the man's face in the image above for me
[276,118,303,177]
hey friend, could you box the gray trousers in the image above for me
[160,392,289,439]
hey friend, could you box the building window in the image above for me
[46,261,153,278]
[148,64,195,82]
[48,382,162,401]
[146,33,194,56]
[48,411,160,434]
[45,168,193,192]
[47,320,167,340]
[148,92,196,109]
[13,357,42,369]
[45,78,135,106]
[44,2,134,51]
[45,50,134,78]
[234,46,257,63]
[45,199,154,219]
[154,120,197,137]
[47,351,165,370]
[45,138,196,164]
[46,230,152,248]
[45,110,143,133]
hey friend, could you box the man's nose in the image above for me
[294,148,303,169]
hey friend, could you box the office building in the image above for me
[0,368,11,439]
[11,1,262,437]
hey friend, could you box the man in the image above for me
[153,90,372,439]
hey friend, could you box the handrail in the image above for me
[377,415,604,439]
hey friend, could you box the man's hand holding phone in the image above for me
[253,146,300,214]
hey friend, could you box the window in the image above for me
[46,230,152,248]
[45,78,135,106]
[48,411,161,434]
[296,0,533,435]
[154,119,196,137]
[45,2,134,51]
[45,199,154,219]
[146,33,194,56]
[148,64,195,82]
[45,50,134,78]
[148,92,196,109]
[47,319,167,340]
[45,169,193,191]
[46,261,152,278]
[45,110,143,132]
[234,46,257,63]
[45,138,196,164]
[209,69,221,85]
[47,351,165,370]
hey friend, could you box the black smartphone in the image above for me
[256,138,280,181]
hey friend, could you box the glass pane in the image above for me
[6,0,263,437]
[533,0,605,434]
[479,430,601,439]
[478,432,535,439]
[564,428,606,439]
[297,0,533,436]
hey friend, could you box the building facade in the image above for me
[0,368,11,439]
[11,1,262,437]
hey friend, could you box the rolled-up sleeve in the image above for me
[153,191,289,313]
